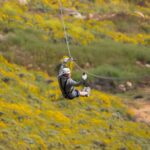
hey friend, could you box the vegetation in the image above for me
[0,0,149,81]
[0,1,150,149]
[1,29,150,81]
[0,55,150,150]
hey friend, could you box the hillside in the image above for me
[0,1,150,149]
[0,0,150,45]
[0,0,150,82]
[0,55,150,149]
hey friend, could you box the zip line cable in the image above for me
[58,0,72,58]
[58,0,147,81]
[58,0,113,80]
[73,62,122,80]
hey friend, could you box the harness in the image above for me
[59,77,74,99]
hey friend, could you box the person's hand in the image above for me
[63,57,70,63]
[63,57,75,63]
[69,57,74,61]
[82,72,88,80]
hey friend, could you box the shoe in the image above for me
[85,87,91,97]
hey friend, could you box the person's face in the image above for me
[64,73,71,78]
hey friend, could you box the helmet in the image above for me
[62,68,71,75]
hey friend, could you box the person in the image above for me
[58,57,90,99]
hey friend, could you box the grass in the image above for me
[0,0,149,84]
[0,28,149,82]
[0,1,150,149]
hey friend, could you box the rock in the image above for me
[74,13,85,19]
[126,81,133,90]
[145,64,150,68]
[63,8,85,19]
[136,61,143,66]
[118,84,126,92]
[134,95,144,99]
[126,81,133,88]
[85,62,91,68]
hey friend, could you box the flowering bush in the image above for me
[0,0,149,45]
[0,55,150,149]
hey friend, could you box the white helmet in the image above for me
[62,68,71,75]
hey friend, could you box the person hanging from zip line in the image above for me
[58,57,91,99]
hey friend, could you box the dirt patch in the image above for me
[128,88,150,124]
[132,101,150,124]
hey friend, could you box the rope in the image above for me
[74,62,122,80]
[58,0,72,58]
[58,0,146,81]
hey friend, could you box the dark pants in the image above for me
[66,90,80,99]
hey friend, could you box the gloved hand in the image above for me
[82,72,88,80]
[69,57,74,61]
[63,57,74,63]
[63,57,70,63]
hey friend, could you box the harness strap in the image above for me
[63,78,68,97]
[59,78,63,94]
[59,77,69,98]
[60,77,74,99]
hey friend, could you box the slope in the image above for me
[0,55,150,150]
